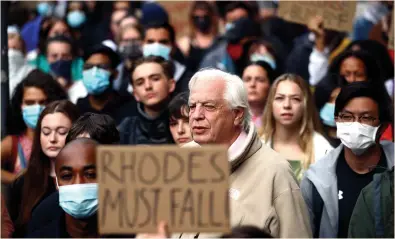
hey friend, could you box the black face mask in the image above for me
[118,42,143,61]
[193,15,211,33]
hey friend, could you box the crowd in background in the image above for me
[1,0,394,238]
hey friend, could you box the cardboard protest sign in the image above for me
[97,145,230,234]
[278,1,357,32]
[389,11,394,50]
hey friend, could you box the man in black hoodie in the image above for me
[118,56,175,145]
[76,43,134,124]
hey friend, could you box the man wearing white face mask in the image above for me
[7,26,35,96]
[301,81,394,238]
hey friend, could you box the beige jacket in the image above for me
[177,123,312,238]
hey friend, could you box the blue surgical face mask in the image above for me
[320,103,336,127]
[82,67,111,95]
[22,104,45,129]
[36,2,54,16]
[143,43,171,60]
[67,10,86,28]
[250,53,277,70]
[58,183,98,219]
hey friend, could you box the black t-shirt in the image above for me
[336,148,387,238]
[76,91,132,124]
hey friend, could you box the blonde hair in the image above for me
[116,23,143,44]
[259,74,323,169]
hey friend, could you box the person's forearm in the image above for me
[315,36,326,52]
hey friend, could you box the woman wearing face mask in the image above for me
[7,100,80,238]
[66,1,108,55]
[7,26,35,96]
[242,60,276,128]
[177,1,219,72]
[114,23,143,96]
[1,70,68,185]
[315,49,393,143]
[168,92,193,146]
[259,74,333,181]
[27,18,84,82]
[246,39,281,74]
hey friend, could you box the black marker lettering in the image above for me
[188,152,207,184]
[102,151,122,183]
[209,190,222,227]
[170,188,182,226]
[101,188,124,227]
[138,153,160,185]
[179,189,195,226]
[164,152,184,184]
[210,153,225,183]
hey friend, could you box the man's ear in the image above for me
[233,108,244,127]
[168,78,176,94]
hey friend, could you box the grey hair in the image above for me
[188,68,252,131]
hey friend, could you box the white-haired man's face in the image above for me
[189,79,243,147]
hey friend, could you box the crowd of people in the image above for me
[1,1,394,238]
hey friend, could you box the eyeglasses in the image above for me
[337,113,377,126]
[83,64,111,70]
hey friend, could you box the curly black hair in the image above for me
[6,69,68,135]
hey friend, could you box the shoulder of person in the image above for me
[28,191,61,233]
[177,36,191,55]
[313,132,332,146]
[181,141,201,148]
[243,143,296,181]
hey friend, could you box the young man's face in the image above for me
[55,142,97,186]
[132,62,175,108]
[84,53,113,72]
[46,41,72,64]
[143,28,172,49]
[335,97,380,127]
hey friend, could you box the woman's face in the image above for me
[48,21,71,38]
[272,80,304,127]
[40,112,72,159]
[242,65,271,108]
[120,28,142,47]
[169,112,192,146]
[340,56,367,83]
[21,87,47,108]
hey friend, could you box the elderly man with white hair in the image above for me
[183,68,312,238]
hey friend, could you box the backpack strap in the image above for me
[312,184,324,238]
[373,173,384,237]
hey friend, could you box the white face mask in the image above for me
[8,48,25,71]
[336,122,380,156]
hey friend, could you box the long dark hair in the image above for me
[7,69,68,135]
[17,100,80,229]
